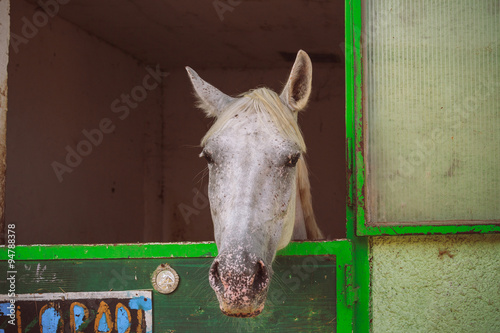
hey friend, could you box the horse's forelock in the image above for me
[200,88,306,152]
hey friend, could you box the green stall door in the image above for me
[0,241,354,332]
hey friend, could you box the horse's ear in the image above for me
[186,66,234,117]
[280,50,312,112]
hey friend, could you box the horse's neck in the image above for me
[292,158,324,240]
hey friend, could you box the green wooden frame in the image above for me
[345,1,371,332]
[347,0,500,236]
[1,241,355,332]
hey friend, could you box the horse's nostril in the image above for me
[252,260,269,293]
[210,256,270,297]
[210,261,220,280]
[209,260,223,292]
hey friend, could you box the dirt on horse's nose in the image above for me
[209,251,271,316]
[209,256,269,294]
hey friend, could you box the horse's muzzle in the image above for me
[209,251,271,317]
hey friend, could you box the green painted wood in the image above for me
[0,241,354,331]
[8,242,218,261]
[0,240,348,260]
[357,223,500,236]
[0,257,337,332]
[345,1,371,332]
[345,0,371,332]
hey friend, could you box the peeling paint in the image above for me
[32,263,59,284]
[0,290,153,333]
[0,0,9,244]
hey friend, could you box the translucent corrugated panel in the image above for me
[365,0,500,224]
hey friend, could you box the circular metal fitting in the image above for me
[151,263,179,294]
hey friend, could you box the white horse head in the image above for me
[186,50,323,317]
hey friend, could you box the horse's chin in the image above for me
[219,301,265,318]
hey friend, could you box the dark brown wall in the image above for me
[6,0,345,244]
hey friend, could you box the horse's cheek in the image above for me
[276,170,295,211]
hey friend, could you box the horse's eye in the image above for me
[285,152,301,167]
[201,150,214,164]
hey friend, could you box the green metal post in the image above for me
[346,0,371,332]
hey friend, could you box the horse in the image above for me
[186,50,323,318]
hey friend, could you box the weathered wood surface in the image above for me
[1,290,152,332]
[0,256,336,332]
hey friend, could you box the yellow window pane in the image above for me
[365,0,500,224]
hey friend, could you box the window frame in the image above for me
[347,0,500,236]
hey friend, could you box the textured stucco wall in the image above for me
[371,234,500,332]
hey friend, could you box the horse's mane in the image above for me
[200,87,323,240]
[297,158,324,240]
